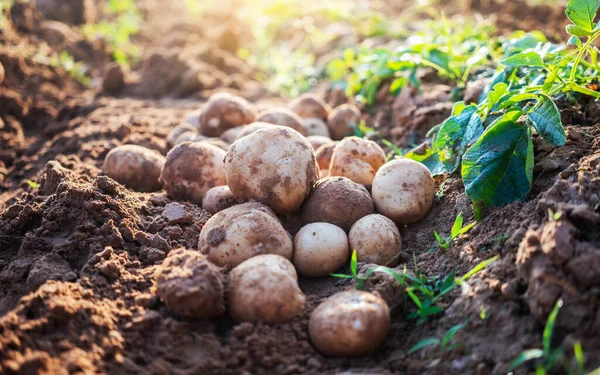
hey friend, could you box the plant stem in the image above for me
[569,30,600,83]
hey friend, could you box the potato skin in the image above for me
[220,126,245,144]
[167,123,197,147]
[293,223,349,277]
[198,92,257,137]
[160,142,227,204]
[289,93,331,120]
[102,144,165,192]
[309,290,390,357]
[174,132,206,145]
[198,203,293,268]
[202,185,238,214]
[155,249,226,318]
[329,157,376,186]
[235,122,272,140]
[226,126,319,214]
[257,108,306,135]
[372,158,436,224]
[228,254,305,323]
[304,118,330,137]
[327,104,360,140]
[306,135,334,152]
[300,176,374,232]
[349,214,402,266]
[329,137,386,185]
[315,141,338,170]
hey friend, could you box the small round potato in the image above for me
[300,176,374,232]
[202,185,238,214]
[329,137,386,185]
[226,126,318,214]
[306,135,334,152]
[167,123,198,147]
[198,92,257,137]
[303,118,331,137]
[228,254,305,323]
[289,93,331,120]
[372,158,436,224]
[329,157,376,186]
[198,203,293,268]
[174,132,207,145]
[349,214,402,266]
[160,142,227,204]
[315,141,339,170]
[199,137,229,151]
[257,108,306,135]
[309,290,390,357]
[185,109,202,128]
[103,144,165,192]
[155,249,225,318]
[235,122,273,140]
[294,223,349,277]
[327,104,360,140]
[220,126,245,144]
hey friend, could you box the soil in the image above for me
[1,1,600,375]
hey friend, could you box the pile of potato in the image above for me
[102,92,436,357]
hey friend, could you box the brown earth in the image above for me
[1,1,600,375]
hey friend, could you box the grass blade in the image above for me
[543,299,563,357]
[408,338,440,355]
[451,212,463,238]
[459,255,499,282]
[508,349,545,371]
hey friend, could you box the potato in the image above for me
[185,109,202,128]
[304,118,330,137]
[0,61,4,86]
[257,108,306,135]
[228,254,305,323]
[167,123,197,147]
[309,290,390,356]
[306,135,334,152]
[372,158,436,224]
[198,92,257,137]
[327,104,360,140]
[300,176,374,232]
[235,121,272,140]
[349,214,402,266]
[315,141,338,170]
[160,142,227,204]
[202,185,237,214]
[198,203,293,267]
[199,137,229,151]
[155,249,225,318]
[289,93,331,120]
[102,144,165,192]
[329,137,386,185]
[319,168,330,179]
[293,223,349,277]
[174,132,206,145]
[226,126,318,214]
[220,126,245,144]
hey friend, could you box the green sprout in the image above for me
[26,180,41,189]
[433,212,476,250]
[408,319,468,356]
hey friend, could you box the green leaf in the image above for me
[451,213,464,238]
[404,145,446,176]
[330,273,354,279]
[434,231,443,245]
[543,299,563,357]
[452,101,467,116]
[408,338,440,355]
[543,68,561,91]
[461,111,533,207]
[419,304,445,318]
[457,221,476,236]
[351,249,358,276]
[501,50,545,68]
[574,342,584,374]
[528,94,566,147]
[509,349,545,371]
[486,83,509,110]
[441,320,468,353]
[371,266,405,286]
[435,105,484,173]
[566,24,594,36]
[568,35,583,47]
[390,77,406,94]
[459,255,500,283]
[566,0,600,33]
[27,180,41,189]
[440,270,456,292]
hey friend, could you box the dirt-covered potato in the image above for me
[160,142,226,204]
[198,203,293,267]
[167,123,197,147]
[257,108,306,135]
[329,137,386,185]
[372,158,436,224]
[300,176,374,232]
[349,214,402,266]
[228,254,305,323]
[289,93,331,120]
[327,104,360,140]
[309,290,390,357]
[185,109,202,128]
[315,141,338,170]
[102,144,165,192]
[155,249,225,318]
[293,223,349,277]
[220,126,245,144]
[198,92,257,137]
[306,135,334,152]
[304,118,330,137]
[199,137,229,151]
[174,132,206,145]
[235,121,273,140]
[226,126,318,214]
[202,185,237,214]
